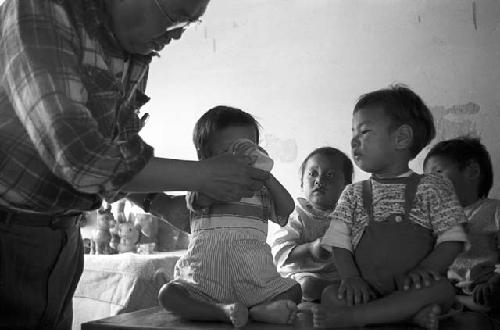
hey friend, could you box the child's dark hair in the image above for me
[424,136,493,198]
[354,84,436,159]
[193,105,261,160]
[300,147,354,185]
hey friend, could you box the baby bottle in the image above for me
[230,138,274,172]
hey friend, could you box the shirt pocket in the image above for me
[80,65,122,140]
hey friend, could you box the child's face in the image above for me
[423,155,468,206]
[302,154,346,211]
[351,107,399,175]
[207,125,257,156]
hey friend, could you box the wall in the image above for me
[140,0,500,203]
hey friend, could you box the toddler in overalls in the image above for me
[158,106,301,328]
[310,85,468,329]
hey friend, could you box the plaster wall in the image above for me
[141,0,500,202]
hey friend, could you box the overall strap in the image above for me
[403,173,423,221]
[362,179,373,223]
[363,174,423,223]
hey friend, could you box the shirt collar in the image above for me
[372,169,414,181]
[297,197,334,219]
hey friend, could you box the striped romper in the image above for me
[171,188,297,307]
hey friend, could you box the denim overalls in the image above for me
[354,174,435,296]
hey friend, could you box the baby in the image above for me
[272,147,353,302]
[424,136,500,317]
[130,105,301,327]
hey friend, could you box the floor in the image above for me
[81,306,500,330]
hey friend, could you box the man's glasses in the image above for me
[153,0,202,32]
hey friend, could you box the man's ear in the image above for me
[394,124,413,150]
[465,160,481,180]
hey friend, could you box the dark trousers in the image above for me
[0,219,84,330]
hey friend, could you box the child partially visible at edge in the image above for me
[310,85,469,329]
[128,105,301,328]
[424,136,500,317]
[271,147,353,302]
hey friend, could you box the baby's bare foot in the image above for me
[250,299,298,324]
[413,304,441,330]
[311,304,343,328]
[311,304,359,329]
[221,302,248,328]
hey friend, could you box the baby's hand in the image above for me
[472,273,500,306]
[309,239,332,261]
[403,267,441,290]
[338,276,375,306]
[473,282,493,306]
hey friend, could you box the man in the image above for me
[0,0,267,329]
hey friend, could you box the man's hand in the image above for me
[198,153,268,201]
[309,238,332,262]
[403,266,441,290]
[338,276,376,306]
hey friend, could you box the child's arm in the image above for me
[333,247,376,305]
[127,193,191,233]
[289,238,331,263]
[407,174,469,289]
[264,173,295,226]
[403,241,464,290]
[272,207,332,268]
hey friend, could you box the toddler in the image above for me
[272,147,353,302]
[311,85,468,329]
[136,106,301,327]
[424,136,500,315]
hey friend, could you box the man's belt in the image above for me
[0,208,82,229]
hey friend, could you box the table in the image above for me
[82,306,296,330]
[81,305,497,330]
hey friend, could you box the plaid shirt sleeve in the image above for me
[1,1,153,197]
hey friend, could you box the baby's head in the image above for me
[351,84,435,175]
[423,137,493,207]
[193,105,261,160]
[300,147,353,211]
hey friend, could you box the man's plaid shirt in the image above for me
[0,0,154,214]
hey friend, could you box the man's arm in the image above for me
[122,155,269,202]
[127,193,190,233]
